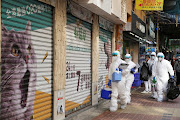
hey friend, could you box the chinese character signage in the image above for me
[135,0,164,11]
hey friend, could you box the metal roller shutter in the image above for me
[98,28,112,99]
[65,14,92,116]
[1,0,53,120]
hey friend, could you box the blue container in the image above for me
[132,79,141,87]
[101,88,112,99]
[134,73,140,80]
[112,71,121,82]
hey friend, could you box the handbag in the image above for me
[112,68,122,82]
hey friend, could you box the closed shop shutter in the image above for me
[1,0,53,120]
[65,14,92,116]
[98,28,112,99]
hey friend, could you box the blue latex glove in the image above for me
[119,68,123,72]
[131,68,135,73]
[130,68,135,74]
[108,80,111,87]
[170,76,174,79]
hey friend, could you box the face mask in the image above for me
[151,56,155,60]
[125,58,130,63]
[112,56,118,62]
[158,57,163,62]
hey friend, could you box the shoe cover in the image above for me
[110,106,118,112]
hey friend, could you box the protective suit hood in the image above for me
[157,52,164,62]
[112,51,120,62]
[151,52,156,60]
[125,54,131,63]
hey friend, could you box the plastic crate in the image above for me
[134,73,140,80]
[132,79,141,87]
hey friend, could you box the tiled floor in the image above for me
[93,87,180,120]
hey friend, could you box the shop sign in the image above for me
[135,0,164,11]
[99,16,114,32]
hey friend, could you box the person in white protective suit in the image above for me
[124,54,138,104]
[147,52,158,98]
[152,52,174,102]
[108,51,129,111]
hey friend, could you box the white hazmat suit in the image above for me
[152,52,174,102]
[147,52,158,98]
[108,51,129,111]
[125,54,138,104]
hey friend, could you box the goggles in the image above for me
[157,56,163,58]
[112,52,118,56]
[125,56,131,59]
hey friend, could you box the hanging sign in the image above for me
[135,0,164,11]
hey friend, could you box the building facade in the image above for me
[0,0,127,120]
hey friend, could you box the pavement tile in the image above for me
[93,87,180,120]
[172,117,180,120]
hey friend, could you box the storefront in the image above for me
[65,1,92,116]
[98,17,113,99]
[1,0,54,119]
[123,11,146,64]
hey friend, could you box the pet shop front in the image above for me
[65,1,93,116]
[1,0,54,119]
[98,17,113,99]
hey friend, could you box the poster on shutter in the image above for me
[57,90,64,114]
[98,28,112,98]
[66,15,92,113]
[1,0,53,119]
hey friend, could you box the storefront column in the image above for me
[0,0,1,107]
[116,24,124,57]
[53,0,67,119]
[112,24,116,52]
[92,14,99,106]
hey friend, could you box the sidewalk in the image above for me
[67,87,180,120]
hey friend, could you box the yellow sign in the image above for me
[135,0,164,11]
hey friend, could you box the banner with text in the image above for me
[135,0,164,11]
